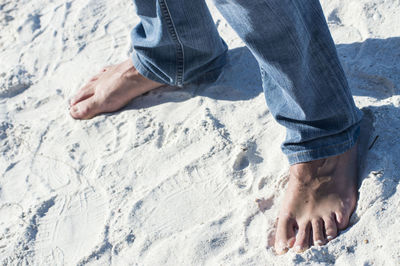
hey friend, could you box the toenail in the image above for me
[327,235,334,241]
[294,245,305,253]
[276,246,288,255]
[316,240,324,246]
[276,242,289,254]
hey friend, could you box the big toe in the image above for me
[70,97,99,120]
[335,211,351,230]
[274,216,296,255]
[69,81,96,107]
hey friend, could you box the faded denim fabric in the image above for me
[130,0,363,165]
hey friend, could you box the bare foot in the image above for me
[69,59,164,119]
[274,144,358,254]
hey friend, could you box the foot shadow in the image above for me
[337,37,400,100]
[355,103,400,202]
[346,38,400,227]
[122,38,400,207]
[122,37,400,112]
[123,47,263,110]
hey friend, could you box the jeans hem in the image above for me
[131,52,174,86]
[286,124,360,165]
[131,50,227,88]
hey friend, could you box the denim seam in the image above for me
[287,137,353,157]
[312,1,357,123]
[303,2,357,123]
[292,2,356,125]
[158,0,185,86]
[291,2,339,108]
[259,0,305,61]
[131,52,173,85]
[264,0,358,127]
[259,0,325,113]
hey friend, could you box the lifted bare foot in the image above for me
[69,59,164,119]
[274,144,358,254]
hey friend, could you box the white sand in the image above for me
[1,0,399,265]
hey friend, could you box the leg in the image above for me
[131,0,228,86]
[70,0,227,119]
[212,0,363,253]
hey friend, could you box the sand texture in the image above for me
[0,0,399,265]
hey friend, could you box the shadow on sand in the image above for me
[112,37,400,263]
[121,37,400,110]
[121,36,400,212]
[125,47,263,110]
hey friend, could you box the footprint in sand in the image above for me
[27,187,108,265]
[232,142,264,172]
[232,148,249,171]
[0,66,33,98]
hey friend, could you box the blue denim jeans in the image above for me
[130,0,363,165]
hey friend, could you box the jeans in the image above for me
[130,0,363,165]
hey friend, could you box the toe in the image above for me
[70,85,95,107]
[89,73,102,82]
[312,218,326,246]
[323,214,338,241]
[293,222,311,253]
[335,211,350,230]
[70,97,99,119]
[274,216,296,255]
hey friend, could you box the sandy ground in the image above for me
[0,0,400,265]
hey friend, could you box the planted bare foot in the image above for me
[274,144,358,254]
[69,59,164,119]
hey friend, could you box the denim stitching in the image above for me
[261,0,358,135]
[158,0,185,86]
[287,137,353,158]
[294,1,357,123]
[286,125,359,161]
[131,52,172,85]
[258,0,304,61]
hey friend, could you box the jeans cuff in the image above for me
[131,52,174,86]
[131,50,228,89]
[285,123,361,165]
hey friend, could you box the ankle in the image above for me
[289,159,327,184]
